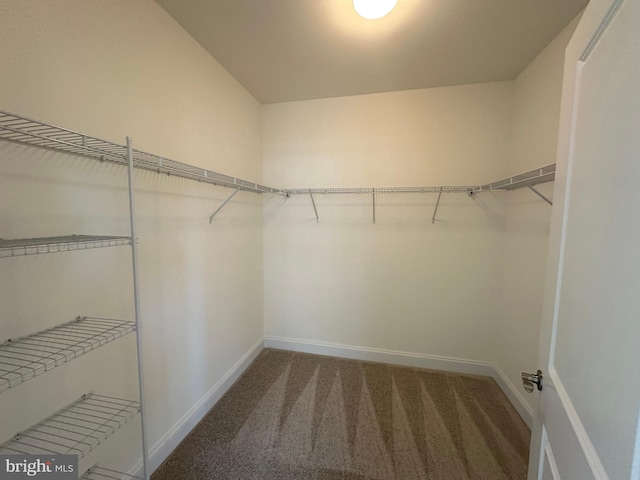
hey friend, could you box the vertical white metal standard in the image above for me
[126,137,150,480]
[432,187,443,224]
[209,189,239,223]
[528,185,553,205]
[372,188,376,224]
[309,190,319,222]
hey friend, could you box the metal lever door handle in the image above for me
[521,370,543,393]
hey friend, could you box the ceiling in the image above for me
[156,0,588,104]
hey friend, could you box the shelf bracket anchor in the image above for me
[432,187,443,224]
[209,189,239,223]
[372,188,376,224]
[309,190,319,222]
[528,186,552,206]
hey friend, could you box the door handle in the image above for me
[521,370,543,393]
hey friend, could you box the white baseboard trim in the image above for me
[264,335,494,377]
[132,336,533,477]
[491,366,534,427]
[132,337,264,477]
[265,336,533,427]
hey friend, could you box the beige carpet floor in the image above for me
[153,349,530,479]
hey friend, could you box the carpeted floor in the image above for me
[153,349,530,479]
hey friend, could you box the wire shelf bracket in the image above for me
[528,186,553,205]
[0,393,140,457]
[309,190,319,223]
[372,189,376,224]
[0,316,136,394]
[0,235,131,258]
[209,189,239,223]
[432,187,444,224]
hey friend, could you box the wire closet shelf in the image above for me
[0,393,140,457]
[0,317,136,393]
[283,165,555,196]
[81,465,142,480]
[476,164,556,191]
[0,109,555,202]
[0,235,131,258]
[0,110,283,195]
[284,185,475,195]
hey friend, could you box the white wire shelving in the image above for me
[0,109,556,222]
[0,317,136,393]
[81,465,142,480]
[0,393,140,456]
[0,110,151,479]
[476,164,556,191]
[0,108,557,480]
[284,185,476,195]
[0,235,131,258]
[282,164,556,222]
[282,165,555,196]
[0,110,284,195]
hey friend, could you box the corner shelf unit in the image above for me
[0,316,136,393]
[0,393,140,456]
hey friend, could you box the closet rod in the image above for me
[0,110,284,196]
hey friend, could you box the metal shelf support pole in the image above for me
[209,189,239,223]
[372,189,376,224]
[126,137,150,480]
[528,186,553,206]
[432,188,443,224]
[309,190,319,223]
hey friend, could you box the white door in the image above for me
[527,0,640,479]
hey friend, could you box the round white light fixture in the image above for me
[353,0,398,19]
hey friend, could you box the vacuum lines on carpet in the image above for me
[153,349,530,480]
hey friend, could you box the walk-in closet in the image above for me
[1,1,639,479]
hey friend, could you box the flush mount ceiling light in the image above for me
[353,0,398,19]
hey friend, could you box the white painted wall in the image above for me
[262,83,513,364]
[0,1,581,474]
[262,16,580,424]
[496,15,581,415]
[0,0,263,474]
